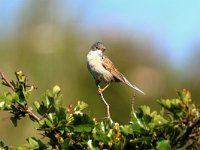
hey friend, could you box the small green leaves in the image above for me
[158,98,183,118]
[73,114,94,132]
[157,89,195,120]
[53,85,61,95]
[0,72,199,149]
[26,137,40,149]
[177,89,191,105]
[26,137,46,149]
[87,140,99,150]
[156,140,170,150]
[15,71,26,83]
[39,118,53,129]
[0,141,9,150]
[74,101,88,113]
[33,101,40,110]
[0,92,13,110]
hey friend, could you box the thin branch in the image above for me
[131,93,136,112]
[27,107,40,122]
[0,71,40,122]
[0,71,15,92]
[98,85,112,123]
[172,117,200,148]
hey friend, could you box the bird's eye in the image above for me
[95,46,98,49]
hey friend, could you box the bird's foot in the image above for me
[97,83,110,95]
[98,88,103,95]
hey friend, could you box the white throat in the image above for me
[86,49,103,64]
[87,49,103,58]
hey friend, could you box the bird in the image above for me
[86,42,145,95]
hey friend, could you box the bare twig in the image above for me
[0,71,15,91]
[98,85,112,123]
[132,93,136,112]
[27,107,40,122]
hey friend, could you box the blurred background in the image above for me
[0,0,200,146]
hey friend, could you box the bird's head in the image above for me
[91,42,106,53]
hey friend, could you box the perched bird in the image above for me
[86,42,145,95]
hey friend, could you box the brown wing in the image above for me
[102,55,125,82]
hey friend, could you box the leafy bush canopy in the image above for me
[0,71,199,150]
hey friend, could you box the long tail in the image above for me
[124,78,145,95]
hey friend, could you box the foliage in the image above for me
[0,71,199,150]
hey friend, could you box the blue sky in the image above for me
[79,1,200,66]
[1,1,200,67]
[0,0,23,36]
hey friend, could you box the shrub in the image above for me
[0,71,199,149]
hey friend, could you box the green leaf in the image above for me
[26,137,46,149]
[44,96,51,108]
[45,118,53,128]
[0,141,9,149]
[55,107,66,122]
[18,98,27,106]
[151,114,168,127]
[74,101,88,112]
[177,89,191,105]
[48,113,54,122]
[92,121,115,142]
[120,125,133,135]
[73,114,94,132]
[157,99,183,118]
[10,117,17,127]
[27,137,39,148]
[23,91,31,101]
[138,106,152,126]
[16,147,27,150]
[39,118,53,128]
[140,105,151,115]
[54,94,63,107]
[156,140,170,150]
[0,92,12,102]
[74,124,93,132]
[0,101,6,110]
[53,85,61,95]
[33,101,40,110]
[130,111,148,133]
[15,71,26,83]
[87,140,100,150]
[59,138,70,149]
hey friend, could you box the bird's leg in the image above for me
[98,83,110,94]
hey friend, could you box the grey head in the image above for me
[91,42,106,52]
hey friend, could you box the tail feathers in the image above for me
[124,78,145,95]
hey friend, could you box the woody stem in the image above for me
[98,85,112,120]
